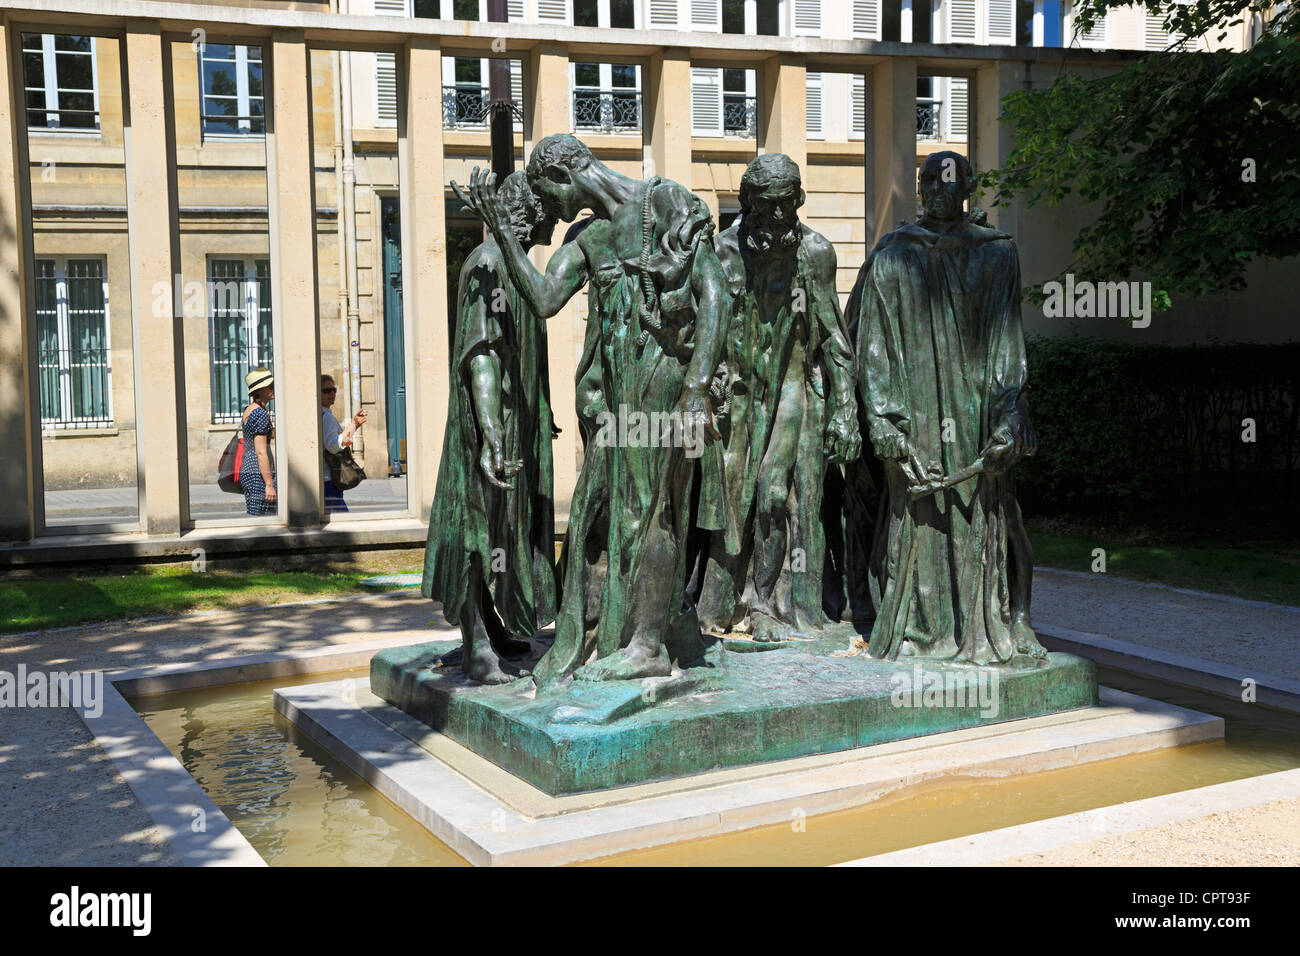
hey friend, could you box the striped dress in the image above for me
[240,405,276,516]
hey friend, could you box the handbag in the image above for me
[325,445,366,491]
[217,431,245,494]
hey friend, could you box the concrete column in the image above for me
[644,46,692,187]
[124,22,186,535]
[0,19,36,541]
[268,31,323,528]
[870,57,918,244]
[759,53,807,173]
[403,36,450,522]
[974,60,1021,232]
[524,41,582,525]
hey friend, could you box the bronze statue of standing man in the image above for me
[694,154,861,642]
[422,172,559,684]
[853,151,1045,665]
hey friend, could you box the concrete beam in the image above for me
[759,53,807,173]
[870,57,918,245]
[402,36,450,523]
[0,18,37,542]
[125,22,186,535]
[644,47,692,187]
[268,30,323,528]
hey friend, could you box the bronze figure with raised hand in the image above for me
[422,171,560,685]
[454,134,730,685]
[852,150,1045,666]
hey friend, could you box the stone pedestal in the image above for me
[370,631,1098,796]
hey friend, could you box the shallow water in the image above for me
[133,667,1300,866]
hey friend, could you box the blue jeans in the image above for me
[324,478,349,513]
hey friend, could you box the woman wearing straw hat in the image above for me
[241,368,277,516]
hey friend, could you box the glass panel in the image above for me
[452,0,479,19]
[172,38,277,522]
[311,47,409,516]
[574,0,599,27]
[27,35,139,528]
[574,63,600,88]
[610,0,635,28]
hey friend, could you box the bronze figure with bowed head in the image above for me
[693,153,862,642]
[852,150,1045,665]
[422,171,560,684]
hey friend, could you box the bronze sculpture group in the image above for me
[424,136,1047,687]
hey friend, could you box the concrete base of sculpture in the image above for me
[276,676,1217,866]
[369,629,1098,796]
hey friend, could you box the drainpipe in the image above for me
[339,0,363,453]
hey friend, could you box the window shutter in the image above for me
[373,0,406,127]
[648,0,681,29]
[690,0,722,31]
[510,57,523,108]
[536,0,570,23]
[985,0,1016,44]
[1144,13,1177,49]
[375,53,397,125]
[690,67,722,136]
[852,0,881,41]
[948,0,977,42]
[945,77,968,141]
[805,71,823,139]
[850,74,866,139]
[507,0,524,19]
[792,0,822,36]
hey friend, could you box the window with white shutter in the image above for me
[373,0,407,127]
[507,0,524,19]
[792,0,823,36]
[947,0,977,41]
[850,75,867,140]
[649,0,681,29]
[985,0,1016,43]
[691,67,722,135]
[852,0,882,40]
[1143,13,1185,50]
[806,71,824,139]
[536,0,571,23]
[945,76,967,141]
[690,0,722,31]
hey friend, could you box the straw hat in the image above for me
[245,368,274,395]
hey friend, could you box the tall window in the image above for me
[200,44,265,137]
[22,33,98,131]
[36,258,112,429]
[208,258,273,423]
[573,62,641,133]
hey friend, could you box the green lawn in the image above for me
[3,532,1297,635]
[0,549,426,634]
[1029,529,1300,607]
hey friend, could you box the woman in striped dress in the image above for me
[240,368,277,516]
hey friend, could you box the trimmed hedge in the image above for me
[1018,337,1300,534]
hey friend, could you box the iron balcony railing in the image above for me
[723,94,757,137]
[916,98,943,141]
[443,84,490,128]
[572,89,642,133]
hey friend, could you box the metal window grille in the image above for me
[208,258,273,423]
[36,258,113,428]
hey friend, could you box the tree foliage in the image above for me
[979,2,1300,307]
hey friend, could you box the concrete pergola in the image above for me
[0,0,1136,561]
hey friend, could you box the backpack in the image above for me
[217,430,245,494]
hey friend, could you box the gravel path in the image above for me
[1033,568,1300,680]
[996,798,1300,866]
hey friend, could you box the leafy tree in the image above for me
[979,2,1300,307]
